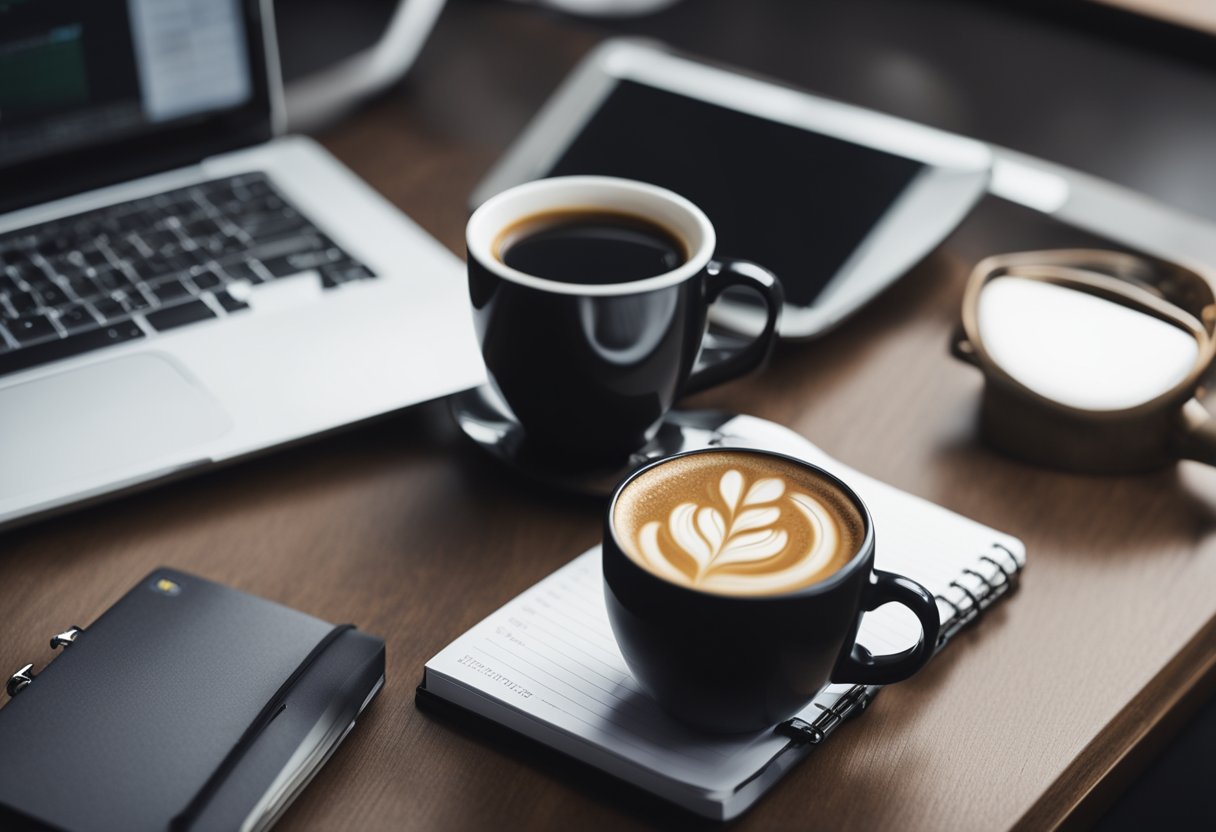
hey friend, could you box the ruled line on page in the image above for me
[466,644,687,767]
[484,561,771,758]
[473,639,667,743]
[478,604,740,755]
[519,617,641,690]
[474,637,738,765]
[539,588,618,636]
[479,627,642,705]
[485,637,626,702]
[525,596,636,665]
[532,594,622,652]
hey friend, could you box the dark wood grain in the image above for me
[2,2,1215,830]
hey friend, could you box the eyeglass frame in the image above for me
[951,248,1216,473]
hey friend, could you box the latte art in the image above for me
[614,452,865,597]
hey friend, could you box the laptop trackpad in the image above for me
[0,353,232,500]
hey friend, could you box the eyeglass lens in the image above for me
[977,275,1200,411]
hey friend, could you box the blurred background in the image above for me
[277,0,1216,223]
[273,0,1216,826]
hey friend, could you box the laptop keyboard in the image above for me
[0,172,377,378]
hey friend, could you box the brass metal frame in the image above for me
[952,249,1216,472]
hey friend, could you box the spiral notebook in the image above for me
[418,441,1025,821]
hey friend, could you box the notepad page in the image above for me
[425,445,1025,799]
[426,549,799,797]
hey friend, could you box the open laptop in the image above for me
[0,0,485,529]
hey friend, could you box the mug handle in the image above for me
[682,258,783,396]
[1178,399,1216,465]
[830,570,941,686]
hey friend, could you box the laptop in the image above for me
[0,0,485,529]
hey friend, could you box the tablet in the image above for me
[472,39,993,339]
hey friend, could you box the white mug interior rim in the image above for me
[466,176,716,297]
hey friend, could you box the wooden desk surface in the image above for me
[3,3,1216,830]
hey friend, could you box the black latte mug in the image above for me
[467,176,782,466]
[603,449,942,733]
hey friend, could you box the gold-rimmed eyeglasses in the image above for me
[952,249,1216,473]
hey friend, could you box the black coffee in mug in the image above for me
[466,176,784,467]
[495,210,689,284]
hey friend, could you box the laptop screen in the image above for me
[0,0,256,168]
[0,0,273,212]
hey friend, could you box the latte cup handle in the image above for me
[830,570,941,686]
[682,258,783,396]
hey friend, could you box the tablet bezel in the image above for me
[471,38,993,339]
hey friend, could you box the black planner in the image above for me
[0,568,385,832]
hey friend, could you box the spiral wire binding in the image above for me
[778,542,1024,747]
[935,543,1023,648]
[778,684,871,747]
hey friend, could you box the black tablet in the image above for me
[472,39,992,339]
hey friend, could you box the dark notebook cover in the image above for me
[0,568,346,831]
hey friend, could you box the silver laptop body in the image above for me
[0,0,484,528]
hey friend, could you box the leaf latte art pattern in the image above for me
[633,469,843,595]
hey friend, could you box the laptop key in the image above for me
[259,255,303,279]
[199,234,234,256]
[57,304,99,334]
[217,259,264,284]
[6,290,36,317]
[292,247,344,270]
[241,214,309,242]
[38,282,71,306]
[260,246,342,278]
[8,313,57,345]
[213,289,249,313]
[140,229,179,251]
[250,233,323,264]
[9,260,44,288]
[94,267,135,294]
[190,268,223,291]
[63,272,101,301]
[144,299,216,332]
[0,321,145,379]
[148,276,194,305]
[137,253,187,282]
[182,216,223,239]
[119,289,153,314]
[91,297,129,322]
[319,262,376,288]
[22,272,56,297]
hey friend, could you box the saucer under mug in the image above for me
[450,385,729,495]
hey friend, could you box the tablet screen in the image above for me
[547,81,924,307]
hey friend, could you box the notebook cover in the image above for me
[0,568,333,831]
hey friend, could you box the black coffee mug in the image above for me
[603,449,942,733]
[466,176,783,466]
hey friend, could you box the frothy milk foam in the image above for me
[613,452,865,597]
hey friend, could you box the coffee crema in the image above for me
[613,452,865,597]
